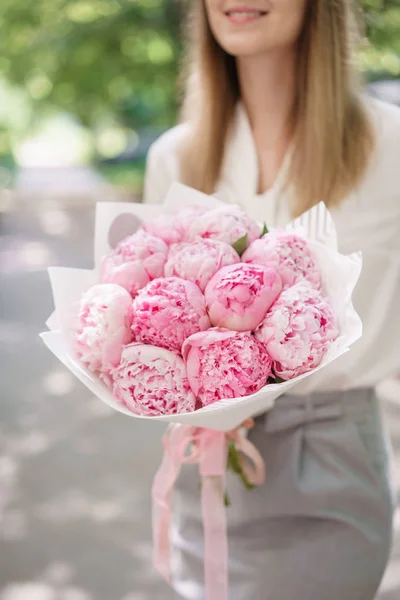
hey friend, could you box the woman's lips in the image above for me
[225,9,268,24]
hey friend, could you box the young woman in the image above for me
[143,1,399,598]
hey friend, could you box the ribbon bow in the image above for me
[152,421,265,600]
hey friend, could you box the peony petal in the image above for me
[182,328,272,406]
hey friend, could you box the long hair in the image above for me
[177,1,375,217]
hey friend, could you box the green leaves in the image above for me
[0,0,184,131]
[360,0,400,73]
[232,233,248,256]
[227,441,254,491]
[232,224,268,256]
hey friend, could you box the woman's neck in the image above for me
[236,50,297,150]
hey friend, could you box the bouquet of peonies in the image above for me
[41,182,362,600]
[42,182,362,430]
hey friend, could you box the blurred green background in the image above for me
[0,0,399,194]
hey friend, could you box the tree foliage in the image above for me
[0,0,185,130]
[360,0,400,77]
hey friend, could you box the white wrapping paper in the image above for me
[41,183,362,432]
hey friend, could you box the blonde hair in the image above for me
[177,0,375,217]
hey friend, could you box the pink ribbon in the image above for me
[152,423,265,600]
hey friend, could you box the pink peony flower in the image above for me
[165,239,240,292]
[242,230,321,289]
[205,263,282,331]
[101,230,168,297]
[112,342,196,416]
[131,277,211,352]
[182,328,272,407]
[186,205,262,249]
[143,207,208,245]
[73,284,133,375]
[255,283,338,380]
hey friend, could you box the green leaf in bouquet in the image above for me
[232,233,248,256]
[271,374,286,384]
[261,223,269,236]
[227,441,254,491]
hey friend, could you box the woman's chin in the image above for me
[220,38,271,58]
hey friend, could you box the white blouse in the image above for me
[143,97,400,394]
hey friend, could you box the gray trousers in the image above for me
[171,389,396,600]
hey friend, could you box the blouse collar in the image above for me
[216,101,258,203]
[215,101,293,226]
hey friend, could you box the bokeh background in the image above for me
[1,1,400,599]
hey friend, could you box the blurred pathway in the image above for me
[0,189,399,600]
[0,190,176,600]
[14,167,113,203]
